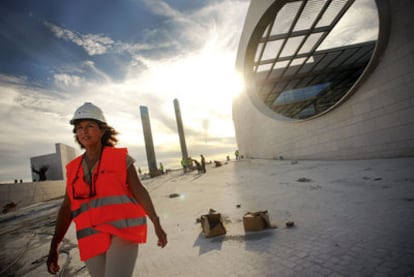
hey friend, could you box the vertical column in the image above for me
[139,106,159,177]
[173,99,189,163]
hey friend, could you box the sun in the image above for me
[106,34,244,152]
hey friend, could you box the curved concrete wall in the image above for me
[233,0,414,160]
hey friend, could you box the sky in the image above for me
[0,0,250,182]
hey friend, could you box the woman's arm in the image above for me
[47,194,72,274]
[127,165,168,248]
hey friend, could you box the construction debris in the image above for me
[213,161,222,167]
[2,202,17,214]
[243,210,273,232]
[286,221,295,228]
[200,209,226,238]
[297,177,312,182]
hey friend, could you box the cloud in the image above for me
[0,76,76,181]
[139,0,249,55]
[319,0,379,49]
[44,22,114,56]
[54,73,85,88]
[142,0,183,18]
[44,20,170,60]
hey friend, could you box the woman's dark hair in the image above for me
[72,119,119,149]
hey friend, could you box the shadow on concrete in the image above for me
[244,229,277,252]
[192,228,278,256]
[193,232,225,255]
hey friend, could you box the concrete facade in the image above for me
[30,143,76,181]
[232,0,414,160]
[140,106,160,177]
[174,98,189,163]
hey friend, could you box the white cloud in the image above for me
[54,73,85,88]
[139,0,249,55]
[142,0,183,18]
[44,21,114,56]
[319,0,379,49]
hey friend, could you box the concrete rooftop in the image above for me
[1,157,414,276]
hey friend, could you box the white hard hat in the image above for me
[70,102,106,125]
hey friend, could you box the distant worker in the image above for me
[32,165,48,181]
[200,154,206,173]
[235,149,240,160]
[47,102,167,276]
[159,162,164,174]
[193,159,202,173]
[181,157,188,173]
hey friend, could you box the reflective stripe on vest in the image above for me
[71,195,138,219]
[77,216,147,239]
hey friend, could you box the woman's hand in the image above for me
[46,249,60,274]
[46,195,71,275]
[127,165,168,248]
[154,223,168,248]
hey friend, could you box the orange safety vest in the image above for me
[66,147,147,261]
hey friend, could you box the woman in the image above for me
[47,102,167,276]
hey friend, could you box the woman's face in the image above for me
[74,120,104,149]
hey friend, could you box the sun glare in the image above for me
[139,38,244,105]
[94,35,243,157]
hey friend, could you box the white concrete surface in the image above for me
[1,157,413,276]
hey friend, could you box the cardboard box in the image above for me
[200,212,226,238]
[243,210,271,232]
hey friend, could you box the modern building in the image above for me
[233,0,414,160]
[30,143,76,181]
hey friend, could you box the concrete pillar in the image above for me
[173,99,189,165]
[139,106,159,177]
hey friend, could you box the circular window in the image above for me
[251,0,379,120]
